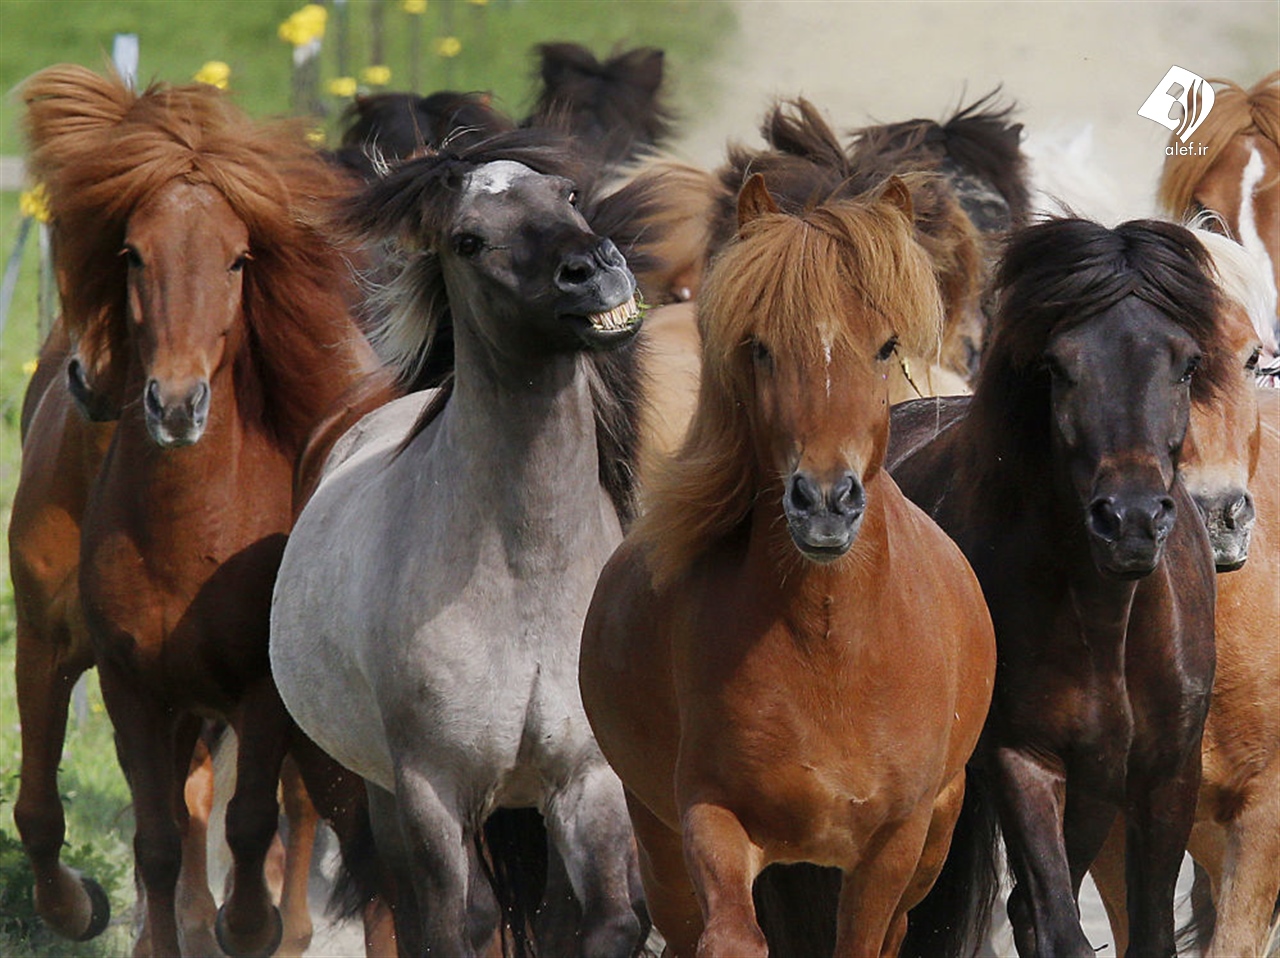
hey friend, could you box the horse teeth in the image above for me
[588,295,638,331]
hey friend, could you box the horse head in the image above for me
[123,180,248,447]
[710,174,940,563]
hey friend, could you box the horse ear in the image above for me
[738,174,779,233]
[880,175,914,221]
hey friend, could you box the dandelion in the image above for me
[194,60,231,89]
[327,76,358,98]
[433,36,462,58]
[361,65,392,86]
[467,0,489,6]
[19,184,50,223]
[402,0,428,13]
[306,128,327,147]
[278,4,328,46]
[22,359,39,376]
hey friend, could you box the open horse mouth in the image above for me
[571,293,643,346]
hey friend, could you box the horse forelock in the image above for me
[1157,71,1280,218]
[635,193,940,586]
[24,65,366,453]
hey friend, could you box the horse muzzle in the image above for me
[556,240,642,349]
[143,377,210,448]
[1085,490,1177,579]
[784,471,866,563]
[1192,487,1254,571]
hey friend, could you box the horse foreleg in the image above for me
[216,680,289,958]
[834,806,933,958]
[97,660,184,957]
[1088,814,1131,955]
[12,614,109,942]
[625,790,703,957]
[176,732,221,955]
[681,801,767,958]
[275,755,318,958]
[1201,772,1280,958]
[542,762,645,956]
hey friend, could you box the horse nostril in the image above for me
[787,474,821,516]
[1152,496,1176,535]
[1225,492,1254,530]
[144,380,164,420]
[191,381,211,424]
[555,255,596,290]
[1088,498,1122,541]
[830,474,864,517]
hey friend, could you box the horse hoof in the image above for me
[214,903,284,958]
[72,876,112,941]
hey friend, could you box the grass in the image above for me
[0,1,735,953]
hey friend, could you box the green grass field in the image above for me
[0,1,733,952]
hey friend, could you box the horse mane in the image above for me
[966,217,1229,492]
[1157,71,1280,218]
[1192,222,1280,356]
[522,42,674,166]
[847,90,1031,230]
[338,127,649,524]
[635,187,942,586]
[23,64,371,457]
[329,90,515,180]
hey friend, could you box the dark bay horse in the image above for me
[270,130,648,956]
[16,65,388,957]
[580,174,996,955]
[889,218,1223,957]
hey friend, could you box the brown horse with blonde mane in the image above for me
[580,174,996,955]
[1158,71,1279,344]
[11,65,389,957]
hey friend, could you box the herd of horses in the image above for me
[6,38,1278,958]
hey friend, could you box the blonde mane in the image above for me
[1158,71,1280,218]
[634,190,941,586]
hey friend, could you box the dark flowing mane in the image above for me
[635,186,941,585]
[522,42,673,166]
[967,217,1229,490]
[1158,71,1280,218]
[338,127,648,524]
[23,64,370,456]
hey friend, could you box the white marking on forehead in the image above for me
[465,160,537,196]
[1235,145,1279,333]
[823,335,833,398]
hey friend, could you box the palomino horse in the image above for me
[1158,71,1279,351]
[1088,230,1280,957]
[270,130,648,956]
[16,65,389,957]
[579,174,996,955]
[889,218,1222,957]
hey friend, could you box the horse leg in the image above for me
[275,755,318,958]
[1124,758,1201,957]
[541,762,645,956]
[216,680,289,958]
[624,790,702,957]
[990,746,1094,957]
[682,801,767,958]
[366,781,423,958]
[96,660,185,957]
[175,723,221,956]
[833,806,933,957]
[12,614,110,941]
[1202,777,1280,957]
[1088,813,1130,955]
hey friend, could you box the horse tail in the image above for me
[1174,859,1217,955]
[753,863,840,956]
[476,808,549,958]
[901,766,1002,958]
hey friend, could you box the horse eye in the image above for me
[875,335,899,362]
[1042,356,1072,385]
[1245,346,1261,371]
[230,253,251,273]
[1178,354,1202,384]
[567,190,579,207]
[120,245,143,269]
[751,339,772,367]
[452,233,484,257]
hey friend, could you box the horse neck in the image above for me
[436,308,607,536]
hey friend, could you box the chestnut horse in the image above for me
[1088,230,1280,957]
[1158,72,1279,355]
[15,65,388,957]
[889,218,1222,957]
[580,174,996,955]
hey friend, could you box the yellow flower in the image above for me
[278,4,328,46]
[19,184,50,223]
[361,65,392,86]
[306,128,327,147]
[433,36,462,58]
[194,60,231,89]
[327,76,358,98]
[402,0,427,13]
[466,0,488,6]
[22,359,39,376]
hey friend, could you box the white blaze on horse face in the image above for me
[823,334,833,399]
[1236,146,1278,308]
[466,160,537,196]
